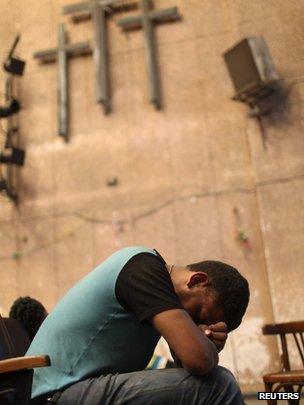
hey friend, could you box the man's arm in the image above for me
[151,309,219,376]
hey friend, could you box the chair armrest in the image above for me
[0,355,50,374]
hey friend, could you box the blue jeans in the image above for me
[57,366,244,404]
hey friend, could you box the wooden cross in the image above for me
[117,0,180,109]
[63,0,136,114]
[33,24,92,141]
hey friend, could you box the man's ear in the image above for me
[187,272,209,288]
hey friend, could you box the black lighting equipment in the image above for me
[0,178,7,192]
[0,98,20,118]
[0,177,17,201]
[3,35,26,76]
[0,147,25,166]
[223,37,279,104]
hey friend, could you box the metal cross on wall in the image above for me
[63,0,137,113]
[117,0,180,109]
[33,24,92,141]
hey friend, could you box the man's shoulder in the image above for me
[115,246,158,256]
[107,246,165,265]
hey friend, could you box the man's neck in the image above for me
[167,265,188,296]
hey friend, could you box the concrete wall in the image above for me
[0,0,303,392]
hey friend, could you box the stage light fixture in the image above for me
[0,178,8,192]
[3,35,26,76]
[0,177,17,202]
[0,99,21,118]
[0,147,25,166]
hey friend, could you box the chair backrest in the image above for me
[0,318,30,360]
[262,321,304,371]
[0,316,32,405]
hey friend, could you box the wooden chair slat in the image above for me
[293,334,304,366]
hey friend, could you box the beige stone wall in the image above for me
[0,0,303,392]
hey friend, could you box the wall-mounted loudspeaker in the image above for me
[223,37,279,103]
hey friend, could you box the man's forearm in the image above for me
[170,329,219,375]
[184,335,218,375]
[152,309,220,376]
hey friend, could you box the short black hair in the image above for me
[187,261,249,332]
[9,296,47,341]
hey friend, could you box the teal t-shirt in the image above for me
[26,246,161,399]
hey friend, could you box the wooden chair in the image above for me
[0,315,50,405]
[262,321,304,405]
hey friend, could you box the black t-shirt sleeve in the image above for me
[115,252,183,323]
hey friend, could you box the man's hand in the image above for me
[198,322,228,353]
